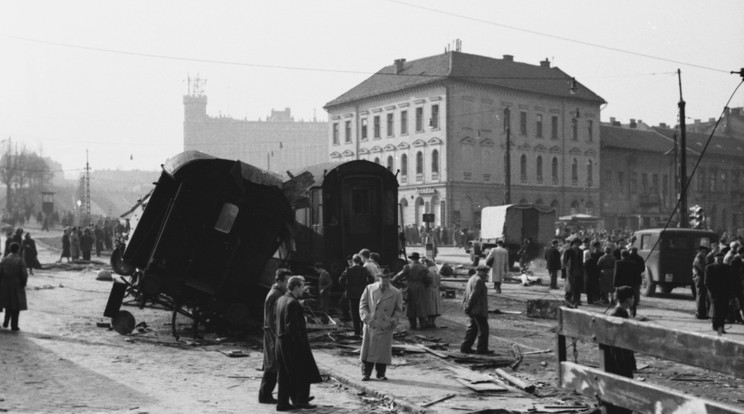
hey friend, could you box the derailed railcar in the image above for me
[105,151,301,337]
[286,160,400,278]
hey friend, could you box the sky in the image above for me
[1,0,742,178]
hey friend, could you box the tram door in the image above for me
[341,177,382,255]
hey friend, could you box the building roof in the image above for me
[600,125,677,154]
[652,126,744,158]
[325,52,605,108]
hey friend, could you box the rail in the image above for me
[556,307,743,413]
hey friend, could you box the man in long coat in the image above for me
[705,252,730,335]
[460,264,492,354]
[359,270,403,381]
[692,245,711,319]
[392,252,431,330]
[339,254,375,335]
[627,247,645,316]
[258,268,291,404]
[544,239,562,289]
[562,238,584,307]
[485,240,509,292]
[275,276,322,411]
[614,249,642,317]
[0,242,28,330]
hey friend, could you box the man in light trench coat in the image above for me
[484,240,509,292]
[359,270,403,381]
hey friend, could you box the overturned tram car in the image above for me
[104,152,399,337]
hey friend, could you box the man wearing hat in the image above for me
[359,269,403,381]
[705,251,731,335]
[393,252,432,330]
[692,244,711,319]
[460,264,492,354]
[339,255,375,336]
[600,285,637,414]
[562,238,585,307]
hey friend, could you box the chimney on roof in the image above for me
[694,119,701,124]
[708,117,715,122]
[539,58,550,68]
[394,58,406,74]
[610,117,616,124]
[503,54,513,62]
[629,119,637,128]
[659,122,668,129]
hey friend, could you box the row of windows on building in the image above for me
[363,149,594,187]
[332,104,441,145]
[332,104,595,145]
[604,167,744,197]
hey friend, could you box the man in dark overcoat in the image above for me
[600,285,636,414]
[613,249,642,314]
[627,247,645,316]
[392,252,431,330]
[258,268,291,404]
[275,276,322,411]
[705,252,730,336]
[339,254,374,336]
[562,238,584,307]
[544,239,562,289]
[0,242,28,330]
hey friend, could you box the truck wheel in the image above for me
[112,310,135,335]
[642,272,656,297]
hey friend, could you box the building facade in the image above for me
[183,85,327,174]
[324,51,605,231]
[600,122,744,234]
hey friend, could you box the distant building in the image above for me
[685,107,744,138]
[600,122,744,233]
[324,50,604,230]
[183,83,327,173]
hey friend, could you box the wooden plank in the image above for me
[420,393,456,408]
[560,361,742,414]
[494,368,535,393]
[454,378,507,392]
[557,307,744,377]
[418,345,449,359]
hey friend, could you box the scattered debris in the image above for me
[420,393,456,407]
[493,368,535,393]
[454,378,507,392]
[217,350,250,358]
[526,299,562,319]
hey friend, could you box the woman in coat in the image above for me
[597,246,616,304]
[22,233,40,275]
[425,258,443,328]
[359,271,403,381]
[59,228,71,263]
[0,242,29,330]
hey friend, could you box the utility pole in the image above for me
[677,69,688,228]
[504,107,511,204]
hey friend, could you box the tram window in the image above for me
[351,189,370,214]
[214,203,239,234]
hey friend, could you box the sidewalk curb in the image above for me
[317,362,429,414]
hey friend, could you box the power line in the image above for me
[386,0,730,74]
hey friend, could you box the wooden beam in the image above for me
[560,362,742,414]
[557,307,744,377]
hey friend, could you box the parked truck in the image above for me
[466,204,556,267]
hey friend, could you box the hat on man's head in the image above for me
[476,264,490,272]
[408,252,421,261]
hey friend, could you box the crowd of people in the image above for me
[57,219,125,263]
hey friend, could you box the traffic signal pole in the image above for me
[677,69,688,228]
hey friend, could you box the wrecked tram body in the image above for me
[104,151,300,337]
[104,151,400,337]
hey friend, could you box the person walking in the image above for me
[21,233,39,275]
[0,242,29,331]
[94,225,104,257]
[258,268,291,404]
[562,238,585,307]
[544,239,562,289]
[314,262,332,314]
[359,270,403,381]
[80,228,94,261]
[692,245,710,319]
[460,264,492,355]
[597,246,616,304]
[485,240,509,292]
[275,276,322,411]
[59,228,71,263]
[392,252,431,330]
[339,254,374,336]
